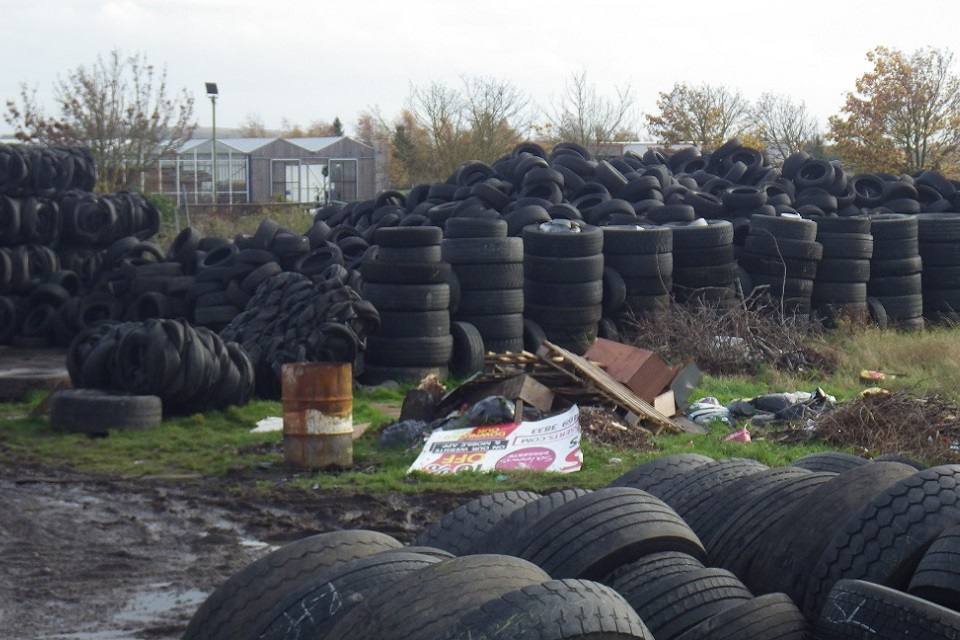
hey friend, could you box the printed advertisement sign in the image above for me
[408,405,582,475]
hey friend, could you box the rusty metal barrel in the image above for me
[281,362,353,469]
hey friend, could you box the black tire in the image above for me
[411,491,542,556]
[182,530,402,640]
[816,232,874,259]
[607,453,715,492]
[871,293,923,319]
[652,458,768,508]
[360,364,449,384]
[806,465,960,619]
[524,254,604,283]
[749,214,818,242]
[521,224,603,257]
[817,579,960,639]
[375,245,442,263]
[738,251,818,279]
[362,282,450,311]
[373,310,450,338]
[456,288,524,314]
[365,334,453,367]
[441,237,523,264]
[323,554,551,640]
[444,216,508,239]
[923,265,960,290]
[604,252,673,278]
[736,462,918,603]
[253,550,446,640]
[704,471,836,571]
[673,244,736,267]
[435,578,655,640]
[603,267,627,312]
[613,566,754,640]
[672,593,811,640]
[374,225,443,247]
[681,466,812,544]
[869,212,918,239]
[453,262,524,290]
[673,262,740,288]
[602,225,672,254]
[792,452,868,474]
[449,320,485,377]
[810,282,868,304]
[513,487,706,580]
[523,318,547,352]
[916,213,960,242]
[920,241,960,267]
[909,523,960,610]
[49,389,162,434]
[524,302,602,327]
[814,258,871,283]
[667,219,735,249]
[748,274,814,298]
[361,260,451,285]
[743,235,824,260]
[524,279,603,307]
[480,489,592,555]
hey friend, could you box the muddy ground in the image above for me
[0,462,472,639]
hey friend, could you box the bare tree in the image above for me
[646,82,751,150]
[462,75,532,161]
[5,49,194,190]
[546,70,637,150]
[751,93,820,164]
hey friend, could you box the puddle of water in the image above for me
[114,583,208,623]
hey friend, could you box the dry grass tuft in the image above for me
[815,390,960,465]
[618,298,837,377]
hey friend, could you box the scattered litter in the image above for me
[609,457,623,464]
[379,419,433,449]
[687,397,732,426]
[859,369,907,383]
[722,428,752,443]
[251,416,283,433]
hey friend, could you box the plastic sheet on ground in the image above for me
[407,405,582,475]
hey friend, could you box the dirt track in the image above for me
[0,463,470,639]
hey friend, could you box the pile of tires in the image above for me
[868,213,924,330]
[66,317,254,414]
[361,226,454,383]
[810,215,872,326]
[601,223,672,324]
[740,213,821,319]
[668,219,740,309]
[442,215,524,355]
[917,213,960,324]
[522,220,604,355]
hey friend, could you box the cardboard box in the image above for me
[584,338,676,403]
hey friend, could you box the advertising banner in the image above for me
[408,405,582,475]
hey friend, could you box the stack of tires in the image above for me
[601,224,672,324]
[442,216,525,353]
[667,219,740,309]
[810,215,872,326]
[522,220,603,355]
[740,214,821,319]
[361,226,453,383]
[868,213,924,330]
[917,213,960,325]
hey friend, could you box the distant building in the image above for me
[145,136,376,205]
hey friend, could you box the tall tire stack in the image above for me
[442,216,524,354]
[601,224,672,326]
[740,213,821,320]
[666,219,740,310]
[522,220,603,355]
[361,226,453,383]
[868,213,924,330]
[916,213,960,325]
[810,215,872,326]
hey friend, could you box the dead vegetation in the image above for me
[577,406,656,452]
[618,297,838,377]
[814,390,960,465]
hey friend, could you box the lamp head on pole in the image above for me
[205,82,218,97]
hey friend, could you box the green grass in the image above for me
[4,325,960,492]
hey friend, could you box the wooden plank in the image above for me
[538,341,683,434]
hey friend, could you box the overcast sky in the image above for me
[4,0,960,139]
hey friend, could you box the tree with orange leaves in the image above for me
[829,46,960,176]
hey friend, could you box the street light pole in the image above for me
[205,82,219,204]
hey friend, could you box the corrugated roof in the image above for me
[286,136,345,152]
[175,137,278,154]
